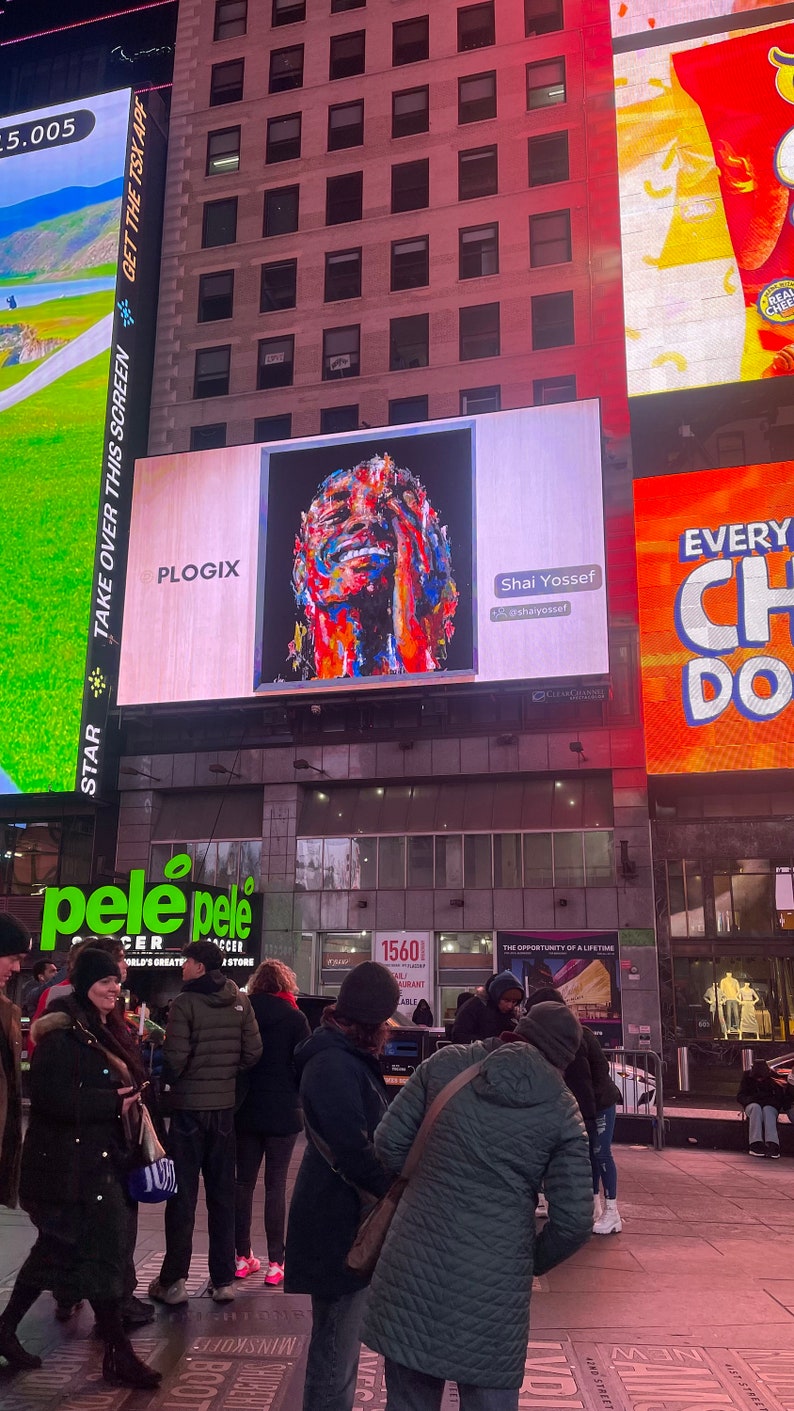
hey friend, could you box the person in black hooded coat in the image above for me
[450,972,524,1043]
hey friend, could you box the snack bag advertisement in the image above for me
[635,462,794,774]
[615,18,794,393]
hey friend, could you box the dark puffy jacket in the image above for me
[565,1028,622,1124]
[738,1070,792,1113]
[163,975,262,1110]
[284,1024,392,1299]
[0,993,23,1208]
[363,1040,592,1389]
[235,993,310,1136]
[450,974,521,1044]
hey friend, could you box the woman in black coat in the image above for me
[738,1060,792,1157]
[0,949,160,1390]
[285,961,400,1411]
[234,960,310,1285]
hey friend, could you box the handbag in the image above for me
[125,1100,178,1204]
[307,1059,484,1280]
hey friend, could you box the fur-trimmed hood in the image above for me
[29,1007,72,1045]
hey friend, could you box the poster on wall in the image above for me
[614,15,794,394]
[117,402,609,704]
[373,931,433,1021]
[496,931,622,1047]
[635,461,794,773]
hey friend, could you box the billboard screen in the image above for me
[635,461,794,773]
[0,90,163,796]
[118,402,609,704]
[615,17,794,395]
[611,0,782,40]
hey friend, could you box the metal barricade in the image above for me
[608,1048,665,1150]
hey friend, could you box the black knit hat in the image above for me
[183,941,225,972]
[336,961,400,1024]
[515,1001,582,1069]
[72,946,122,1003]
[0,914,30,958]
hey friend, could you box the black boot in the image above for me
[92,1301,161,1391]
[0,1282,43,1371]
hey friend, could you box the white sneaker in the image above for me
[210,1284,235,1303]
[148,1278,188,1305]
[593,1199,622,1235]
[593,1192,603,1225]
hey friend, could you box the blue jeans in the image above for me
[303,1288,368,1411]
[591,1105,618,1201]
[385,1358,520,1410]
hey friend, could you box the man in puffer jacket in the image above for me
[450,971,524,1043]
[149,942,261,1307]
[363,1002,592,1409]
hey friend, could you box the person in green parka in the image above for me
[363,1002,593,1410]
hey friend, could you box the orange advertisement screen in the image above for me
[635,463,794,773]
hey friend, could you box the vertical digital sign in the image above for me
[0,89,165,797]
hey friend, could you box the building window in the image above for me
[459,301,500,360]
[392,86,429,138]
[715,431,746,467]
[321,404,359,433]
[457,3,495,51]
[393,16,429,65]
[190,423,227,451]
[458,70,496,124]
[528,130,569,186]
[460,384,500,414]
[260,258,298,311]
[391,235,429,290]
[531,290,574,348]
[214,0,247,40]
[527,57,566,109]
[390,313,429,370]
[530,209,572,266]
[206,126,241,175]
[534,374,576,405]
[198,269,234,321]
[332,0,365,10]
[194,346,231,398]
[458,144,497,199]
[326,171,363,224]
[202,196,238,247]
[264,184,299,236]
[389,395,428,424]
[254,413,292,441]
[325,248,362,301]
[714,860,776,936]
[273,0,305,24]
[210,58,244,105]
[525,0,563,33]
[258,335,295,388]
[391,158,429,212]
[459,222,498,278]
[269,44,304,91]
[328,99,364,150]
[329,30,365,79]
[323,324,361,379]
[667,861,706,938]
[267,112,302,163]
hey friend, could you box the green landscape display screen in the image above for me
[0,90,134,795]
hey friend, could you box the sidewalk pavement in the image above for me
[3,1141,794,1410]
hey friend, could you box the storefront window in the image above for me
[673,955,781,1041]
[714,859,774,935]
[667,860,704,937]
[320,930,371,990]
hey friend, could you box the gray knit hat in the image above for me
[515,1001,582,1069]
[336,961,400,1024]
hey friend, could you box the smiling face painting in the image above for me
[288,452,458,680]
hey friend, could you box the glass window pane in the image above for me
[776,866,794,930]
[296,837,322,890]
[683,861,705,936]
[380,784,412,832]
[464,835,492,887]
[328,789,356,833]
[196,841,218,885]
[553,832,584,887]
[583,776,614,827]
[520,779,553,829]
[149,843,172,880]
[351,837,377,889]
[584,831,613,887]
[323,838,351,890]
[215,840,240,889]
[667,861,687,937]
[523,834,552,886]
[354,786,384,833]
[732,866,774,934]
[463,780,494,831]
[435,835,463,888]
[239,840,261,890]
[552,777,583,828]
[407,836,434,888]
[435,785,466,832]
[407,783,438,831]
[379,836,406,888]
[493,834,522,888]
[714,872,732,933]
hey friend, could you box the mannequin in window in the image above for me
[703,983,727,1038]
[738,981,760,1038]
[719,972,741,1032]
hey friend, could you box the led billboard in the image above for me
[0,91,164,797]
[635,461,794,773]
[118,402,609,704]
[610,0,782,40]
[615,16,794,395]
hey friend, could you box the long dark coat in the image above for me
[235,993,310,1137]
[0,992,23,1207]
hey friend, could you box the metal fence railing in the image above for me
[608,1048,665,1150]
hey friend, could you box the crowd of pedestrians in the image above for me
[0,922,625,1409]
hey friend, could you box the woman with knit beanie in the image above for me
[0,947,161,1389]
[285,960,400,1411]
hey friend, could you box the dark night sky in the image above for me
[0,0,176,43]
